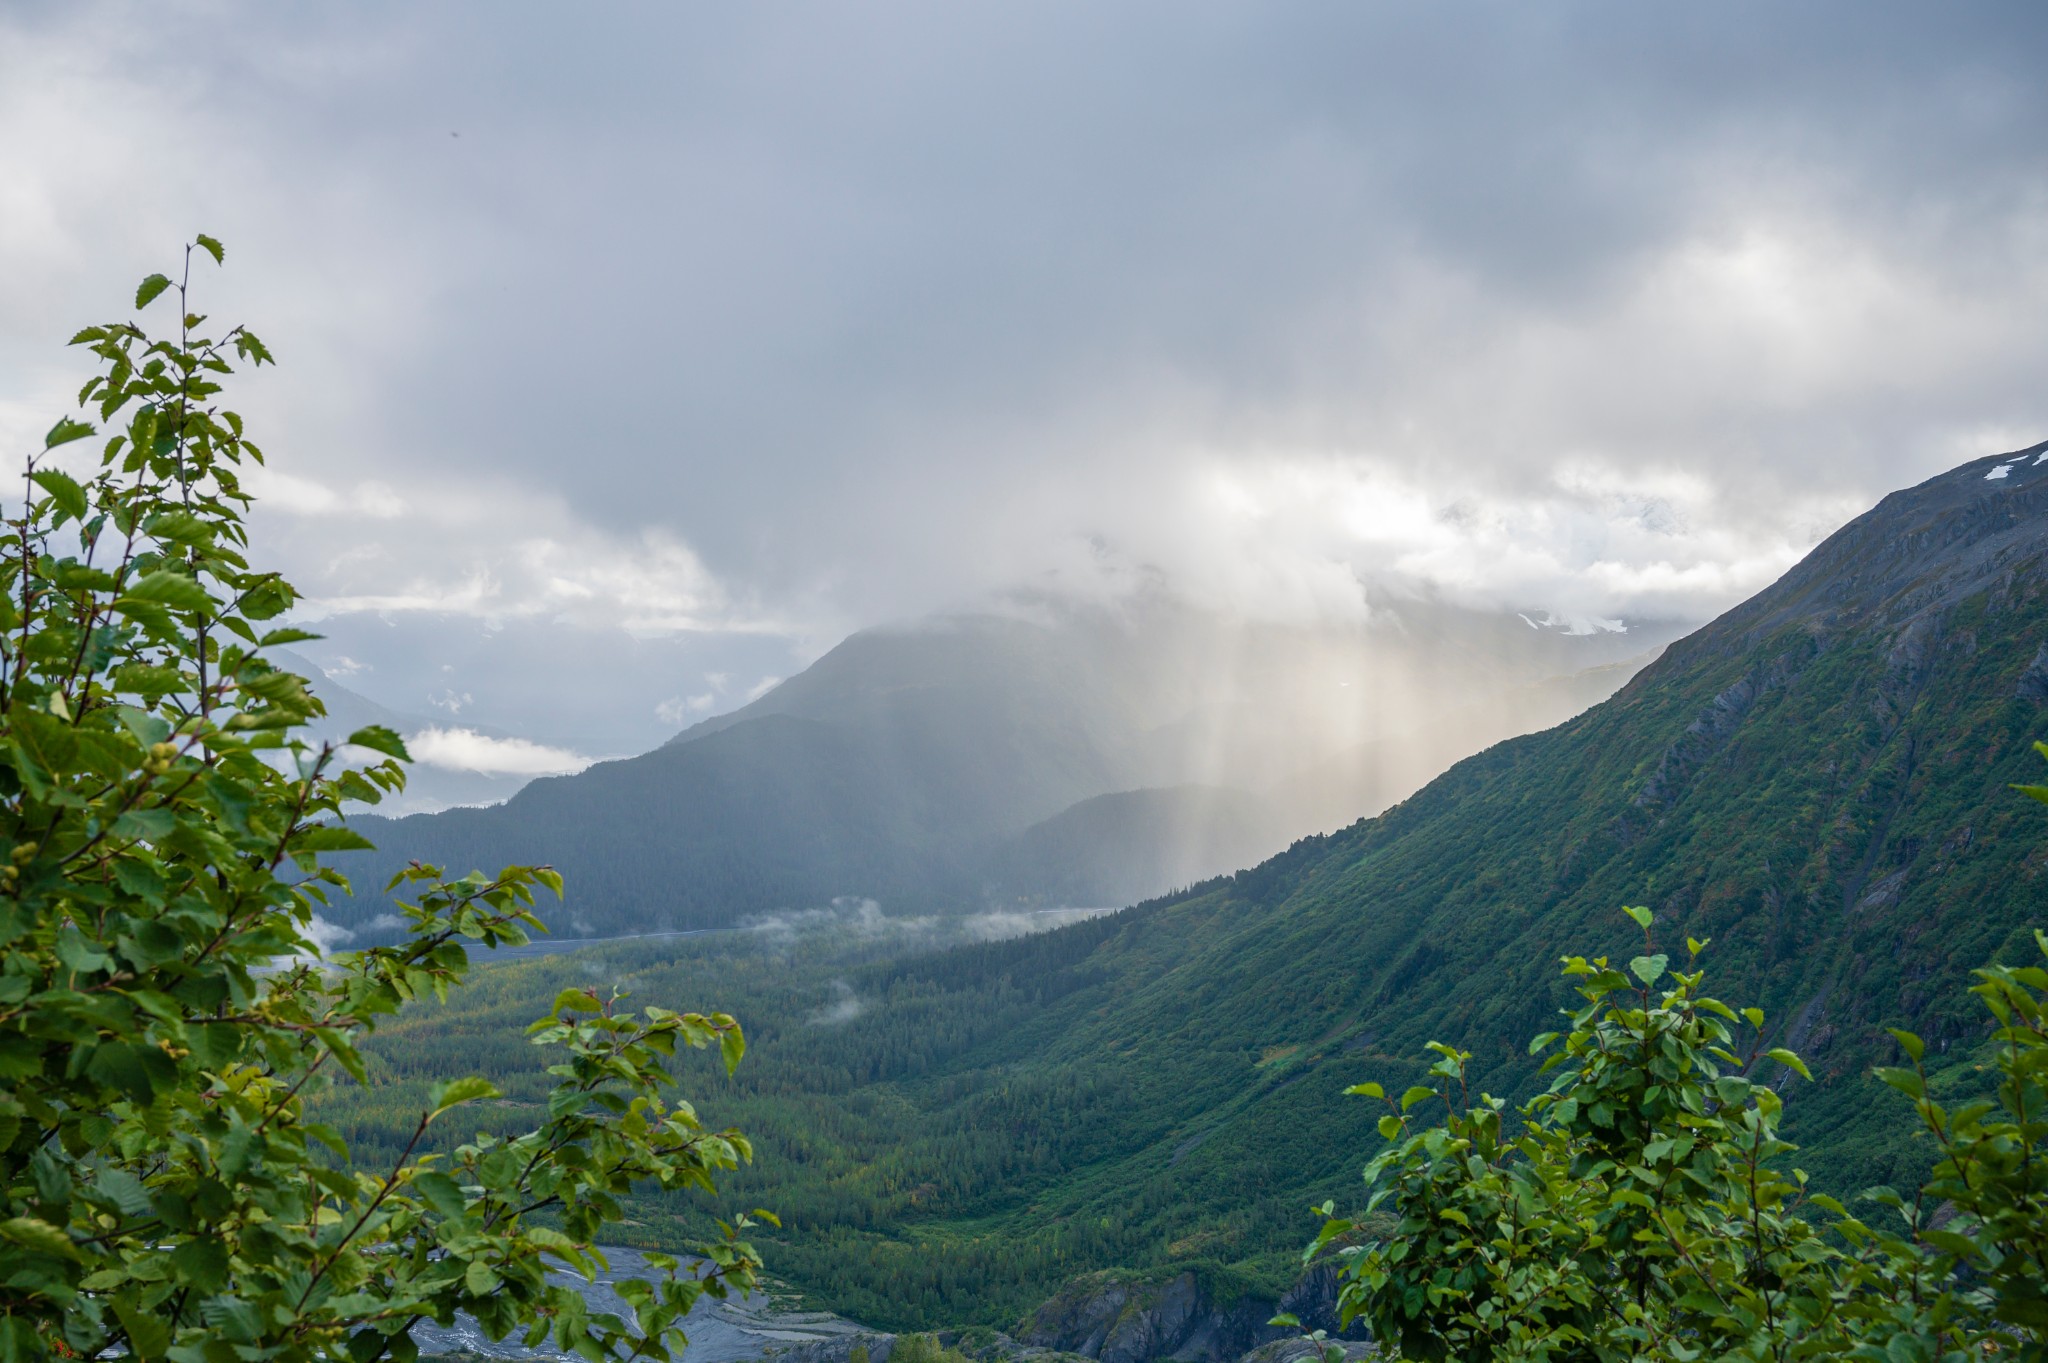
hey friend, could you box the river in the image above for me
[411,1246,870,1362]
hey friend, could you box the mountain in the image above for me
[334,443,2048,1328]
[657,441,2048,1319]
[324,596,1677,937]
[981,785,1292,908]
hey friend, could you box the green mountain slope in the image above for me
[727,439,2048,1311]
[332,444,2048,1328]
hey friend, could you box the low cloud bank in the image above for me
[808,979,865,1027]
[408,726,594,777]
[743,896,1116,947]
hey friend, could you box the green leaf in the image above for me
[1766,1047,1812,1081]
[1628,953,1669,986]
[294,825,377,853]
[87,1042,173,1103]
[30,469,89,523]
[43,417,95,451]
[1345,1081,1384,1099]
[92,1168,154,1218]
[0,1216,77,1260]
[552,989,603,1016]
[1884,1332,1931,1363]
[135,273,174,309]
[57,925,115,975]
[114,807,178,842]
[1888,1028,1925,1062]
[1713,1075,1752,1106]
[347,725,411,761]
[410,1171,469,1219]
[115,1294,171,1360]
[169,1238,227,1292]
[429,1076,501,1119]
[465,1257,502,1296]
[1376,1114,1403,1140]
[119,569,214,614]
[1622,905,1653,930]
[1399,1085,1435,1112]
[142,510,213,546]
[194,234,225,265]
[1875,1067,1925,1098]
[721,1023,746,1076]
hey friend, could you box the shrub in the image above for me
[0,241,765,1363]
[1300,898,2048,1361]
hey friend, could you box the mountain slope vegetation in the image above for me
[330,445,2048,1327]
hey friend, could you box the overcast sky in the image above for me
[3,2,2045,766]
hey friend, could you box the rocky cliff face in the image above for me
[1014,1268,1359,1363]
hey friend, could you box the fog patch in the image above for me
[302,913,355,956]
[410,726,594,777]
[742,896,1116,948]
[808,979,865,1027]
[743,897,892,940]
[959,907,1119,941]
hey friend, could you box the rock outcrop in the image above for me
[1013,1268,1361,1363]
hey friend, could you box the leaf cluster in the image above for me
[1309,895,2048,1362]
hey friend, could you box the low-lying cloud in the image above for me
[808,979,865,1027]
[743,896,1116,947]
[409,726,594,777]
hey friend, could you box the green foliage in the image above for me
[1310,904,2048,1361]
[0,242,761,1363]
[887,1335,973,1363]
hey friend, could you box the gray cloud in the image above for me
[3,2,2045,753]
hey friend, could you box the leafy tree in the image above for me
[1300,883,2048,1360]
[0,240,765,1363]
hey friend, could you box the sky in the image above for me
[3,2,2045,772]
